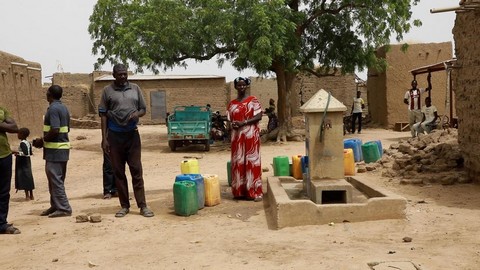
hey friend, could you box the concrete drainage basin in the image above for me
[266,175,407,229]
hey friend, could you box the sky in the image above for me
[0,0,457,83]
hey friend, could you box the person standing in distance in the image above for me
[404,74,432,137]
[33,85,73,218]
[0,106,20,234]
[351,90,365,134]
[98,64,154,218]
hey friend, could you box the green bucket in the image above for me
[361,142,381,164]
[173,181,199,216]
[273,156,290,176]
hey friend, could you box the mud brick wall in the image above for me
[229,74,357,118]
[0,51,44,139]
[93,76,227,124]
[294,73,357,116]
[227,77,278,113]
[145,77,227,115]
[368,42,453,128]
[53,73,92,87]
[452,10,480,183]
[48,73,93,118]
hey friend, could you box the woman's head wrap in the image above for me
[233,77,251,87]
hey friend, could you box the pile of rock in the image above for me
[377,128,469,185]
[70,114,100,129]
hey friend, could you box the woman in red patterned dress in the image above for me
[227,77,263,202]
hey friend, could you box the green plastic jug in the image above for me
[361,142,381,164]
[273,156,290,176]
[173,181,199,216]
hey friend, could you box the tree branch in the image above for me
[288,0,299,11]
[304,67,339,77]
[174,46,237,62]
[297,2,367,35]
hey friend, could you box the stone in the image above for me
[440,176,456,185]
[398,144,413,155]
[458,175,472,184]
[412,140,427,150]
[420,159,432,165]
[434,159,447,166]
[413,164,422,172]
[357,165,367,173]
[396,158,411,168]
[76,214,89,223]
[402,236,413,242]
[89,214,102,223]
[377,128,468,186]
[381,169,396,178]
[411,178,424,185]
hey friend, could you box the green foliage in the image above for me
[89,0,420,75]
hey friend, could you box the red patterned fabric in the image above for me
[409,89,421,110]
[227,96,263,199]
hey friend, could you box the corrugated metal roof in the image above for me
[94,74,225,81]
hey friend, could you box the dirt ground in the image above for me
[2,125,480,270]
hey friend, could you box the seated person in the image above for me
[264,98,278,132]
[413,97,438,135]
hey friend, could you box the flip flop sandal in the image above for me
[140,207,154,217]
[115,208,129,218]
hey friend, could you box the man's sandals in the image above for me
[1,224,21,234]
[115,208,129,218]
[115,207,154,218]
[140,207,154,218]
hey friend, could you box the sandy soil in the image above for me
[2,125,480,270]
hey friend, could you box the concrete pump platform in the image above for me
[266,175,407,229]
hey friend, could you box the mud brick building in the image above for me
[367,42,453,129]
[453,7,480,182]
[0,51,44,138]
[91,74,227,124]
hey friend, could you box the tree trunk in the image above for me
[273,63,298,142]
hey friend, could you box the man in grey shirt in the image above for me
[98,64,154,218]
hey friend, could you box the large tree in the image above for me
[89,0,420,140]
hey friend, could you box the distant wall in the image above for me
[56,71,358,126]
[368,48,388,126]
[93,76,227,124]
[0,51,44,139]
[452,9,480,182]
[51,73,93,118]
[294,72,358,116]
[227,77,278,112]
[368,42,453,128]
[229,74,358,117]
